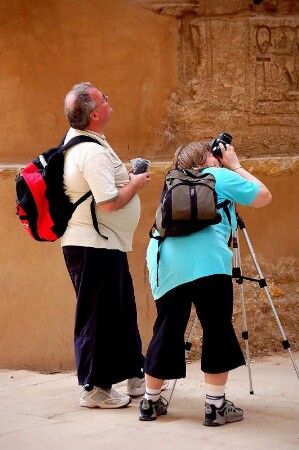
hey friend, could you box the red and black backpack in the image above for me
[16,135,107,242]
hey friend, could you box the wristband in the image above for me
[232,166,242,171]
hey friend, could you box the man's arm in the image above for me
[97,171,151,212]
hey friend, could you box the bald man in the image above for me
[62,82,151,409]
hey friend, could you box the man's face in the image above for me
[89,87,113,129]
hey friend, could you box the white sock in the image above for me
[205,383,225,408]
[144,387,161,403]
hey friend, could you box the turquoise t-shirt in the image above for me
[146,167,260,300]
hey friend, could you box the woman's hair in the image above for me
[64,82,98,130]
[173,141,212,170]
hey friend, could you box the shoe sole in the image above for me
[80,397,132,409]
[139,415,157,421]
[203,416,243,427]
[139,410,167,421]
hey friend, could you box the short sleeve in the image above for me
[204,168,260,206]
[80,145,119,204]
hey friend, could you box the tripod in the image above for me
[167,211,299,405]
[232,212,299,384]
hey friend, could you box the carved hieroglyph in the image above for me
[249,18,299,125]
[132,1,299,157]
[170,15,299,156]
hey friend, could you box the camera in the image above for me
[211,132,233,158]
[130,158,150,174]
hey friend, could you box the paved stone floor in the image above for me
[0,354,298,450]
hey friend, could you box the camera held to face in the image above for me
[211,132,233,158]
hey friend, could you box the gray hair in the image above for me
[64,82,98,130]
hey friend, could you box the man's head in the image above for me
[64,82,112,132]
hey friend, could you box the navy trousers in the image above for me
[63,246,144,388]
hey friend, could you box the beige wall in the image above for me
[0,0,298,371]
[1,158,298,370]
[1,0,178,163]
[0,0,178,370]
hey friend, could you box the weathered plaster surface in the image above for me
[132,0,299,158]
[1,157,298,369]
[0,0,298,370]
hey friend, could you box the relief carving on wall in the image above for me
[166,16,298,156]
[133,1,299,157]
[249,19,298,125]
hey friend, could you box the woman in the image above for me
[139,140,272,425]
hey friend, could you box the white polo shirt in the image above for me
[61,128,141,251]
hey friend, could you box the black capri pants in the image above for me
[144,274,245,379]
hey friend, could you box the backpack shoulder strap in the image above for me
[62,134,103,207]
[61,135,101,152]
[218,200,233,247]
[60,134,108,240]
[90,201,108,240]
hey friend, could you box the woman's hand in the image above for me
[219,144,241,171]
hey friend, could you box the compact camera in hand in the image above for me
[211,132,233,158]
[130,158,150,174]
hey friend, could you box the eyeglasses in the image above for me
[100,94,108,104]
[93,94,108,110]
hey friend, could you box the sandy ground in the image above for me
[0,354,298,450]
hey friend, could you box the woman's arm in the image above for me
[219,144,272,208]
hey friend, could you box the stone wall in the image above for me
[0,0,178,163]
[132,0,299,157]
[0,0,178,371]
[0,0,298,371]
[130,0,299,360]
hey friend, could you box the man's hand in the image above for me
[128,171,151,190]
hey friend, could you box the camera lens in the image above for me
[218,132,232,145]
[211,132,233,158]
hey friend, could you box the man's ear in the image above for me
[90,111,99,121]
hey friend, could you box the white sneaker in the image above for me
[127,377,146,397]
[127,378,170,397]
[80,386,131,409]
[161,379,170,391]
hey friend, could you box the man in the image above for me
[62,82,151,408]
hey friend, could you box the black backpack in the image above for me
[149,168,231,285]
[16,135,108,242]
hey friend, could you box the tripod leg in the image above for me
[232,231,254,394]
[167,379,177,406]
[167,313,198,406]
[237,215,299,379]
